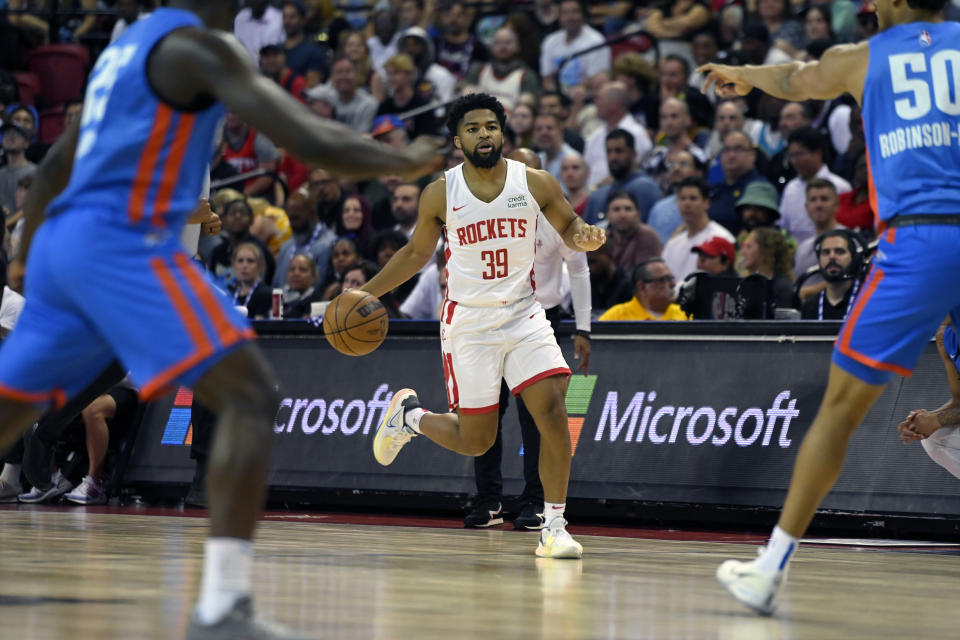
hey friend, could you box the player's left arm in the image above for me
[698,41,868,104]
[528,168,606,252]
[8,118,80,284]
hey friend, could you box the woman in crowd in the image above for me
[283,253,326,319]
[209,198,276,284]
[507,103,536,150]
[228,242,273,320]
[740,227,795,309]
[335,195,375,258]
[340,29,376,89]
[321,238,363,299]
[801,5,834,48]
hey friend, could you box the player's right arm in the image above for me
[698,42,868,104]
[8,118,81,285]
[149,29,443,181]
[361,179,446,298]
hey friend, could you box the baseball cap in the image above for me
[692,236,736,264]
[0,121,30,141]
[735,181,780,218]
[304,84,337,105]
[371,114,404,137]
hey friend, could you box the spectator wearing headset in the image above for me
[800,229,864,321]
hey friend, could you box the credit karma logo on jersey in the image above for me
[273,385,393,437]
[593,388,799,448]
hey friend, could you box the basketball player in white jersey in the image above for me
[361,93,605,558]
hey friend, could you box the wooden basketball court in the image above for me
[1,507,958,639]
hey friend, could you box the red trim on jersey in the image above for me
[0,382,67,410]
[442,351,460,409]
[459,403,499,415]
[128,103,174,224]
[835,233,911,378]
[151,113,197,228]
[173,252,248,346]
[444,300,457,324]
[142,256,255,400]
[512,367,571,396]
[864,142,881,229]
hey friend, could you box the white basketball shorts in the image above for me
[438,296,570,413]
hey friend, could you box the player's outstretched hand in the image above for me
[697,64,754,98]
[573,225,606,252]
[400,137,447,181]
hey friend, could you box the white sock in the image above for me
[0,463,21,485]
[544,502,566,529]
[196,538,253,625]
[405,408,426,433]
[755,526,798,572]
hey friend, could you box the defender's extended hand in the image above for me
[399,137,446,181]
[572,225,606,251]
[697,64,754,98]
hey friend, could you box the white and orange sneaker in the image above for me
[373,388,421,466]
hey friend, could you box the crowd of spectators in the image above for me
[4,0,942,336]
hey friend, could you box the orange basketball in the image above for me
[322,290,388,356]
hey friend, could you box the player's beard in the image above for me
[464,141,502,169]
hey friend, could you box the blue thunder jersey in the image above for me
[862,21,960,221]
[48,8,225,230]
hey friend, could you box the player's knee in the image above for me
[468,430,498,456]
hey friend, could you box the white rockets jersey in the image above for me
[444,159,542,307]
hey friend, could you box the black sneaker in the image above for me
[513,502,545,530]
[463,501,504,528]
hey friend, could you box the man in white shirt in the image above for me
[779,126,851,245]
[534,113,580,182]
[662,176,735,282]
[583,81,652,189]
[540,0,610,92]
[234,0,284,61]
[793,178,845,282]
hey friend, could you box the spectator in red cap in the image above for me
[692,237,737,277]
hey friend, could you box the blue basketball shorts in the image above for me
[833,225,960,385]
[0,211,254,409]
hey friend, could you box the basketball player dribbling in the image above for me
[0,2,440,638]
[699,0,960,615]
[362,93,605,559]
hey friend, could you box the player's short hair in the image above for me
[676,175,710,199]
[446,93,507,136]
